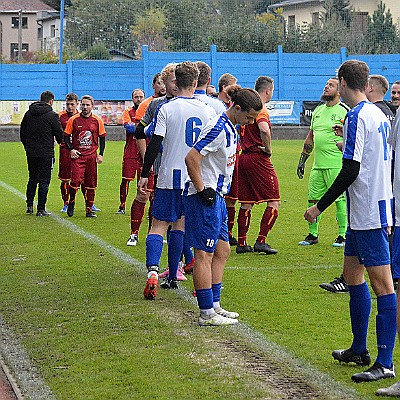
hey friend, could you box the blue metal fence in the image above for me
[0,45,399,102]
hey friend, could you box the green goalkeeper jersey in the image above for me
[310,102,348,169]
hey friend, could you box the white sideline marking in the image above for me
[0,180,359,399]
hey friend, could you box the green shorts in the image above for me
[308,168,345,202]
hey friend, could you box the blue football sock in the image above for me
[167,230,184,281]
[349,282,371,354]
[183,239,194,264]
[196,288,214,312]
[212,282,222,303]
[376,293,396,368]
[145,234,164,270]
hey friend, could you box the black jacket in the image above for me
[20,101,64,158]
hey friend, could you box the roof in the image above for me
[0,0,56,12]
[269,0,323,9]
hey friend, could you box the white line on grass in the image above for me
[0,180,360,399]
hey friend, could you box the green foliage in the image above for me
[84,43,111,60]
[365,1,399,54]
[131,7,169,53]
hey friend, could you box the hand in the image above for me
[258,146,272,157]
[332,124,343,137]
[138,177,149,194]
[297,152,309,179]
[297,162,305,179]
[70,149,81,159]
[199,187,216,206]
[304,204,321,223]
[336,142,343,152]
[96,154,103,164]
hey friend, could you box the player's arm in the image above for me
[185,148,216,206]
[19,114,28,149]
[304,158,360,223]
[297,129,314,179]
[140,134,163,178]
[258,120,272,157]
[51,113,64,144]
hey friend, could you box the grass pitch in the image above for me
[0,140,398,399]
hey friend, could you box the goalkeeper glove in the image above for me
[125,123,136,134]
[199,187,216,206]
[297,152,309,179]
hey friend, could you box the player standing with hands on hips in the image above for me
[305,60,396,383]
[184,86,263,326]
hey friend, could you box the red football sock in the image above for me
[130,199,146,235]
[60,181,69,204]
[119,178,130,209]
[227,206,236,237]
[257,207,278,243]
[237,207,251,246]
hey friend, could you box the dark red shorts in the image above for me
[122,157,141,180]
[70,153,98,189]
[238,152,280,203]
[225,156,238,200]
[58,146,71,181]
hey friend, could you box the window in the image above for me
[311,12,320,26]
[10,43,29,59]
[50,25,56,38]
[288,15,296,29]
[11,17,28,29]
[351,12,368,33]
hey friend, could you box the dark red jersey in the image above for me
[122,107,140,160]
[58,110,78,147]
[240,106,271,154]
[64,113,106,156]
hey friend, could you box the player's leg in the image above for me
[118,157,138,213]
[36,157,53,216]
[165,217,185,286]
[184,193,237,325]
[352,229,395,382]
[376,227,400,395]
[58,146,71,211]
[225,157,239,245]
[83,155,97,217]
[67,157,84,217]
[26,155,39,212]
[127,172,153,246]
[236,203,253,253]
[299,169,324,245]
[254,199,279,254]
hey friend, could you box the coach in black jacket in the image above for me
[20,90,64,216]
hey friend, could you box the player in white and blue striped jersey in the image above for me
[138,61,216,300]
[184,86,263,326]
[305,60,396,384]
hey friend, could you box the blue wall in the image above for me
[1,45,399,102]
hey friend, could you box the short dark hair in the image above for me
[369,75,389,95]
[40,90,54,103]
[175,61,199,89]
[65,92,78,102]
[338,60,369,91]
[152,73,161,85]
[255,76,274,93]
[226,85,263,112]
[196,61,211,87]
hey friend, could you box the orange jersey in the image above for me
[240,106,271,153]
[123,106,136,125]
[65,112,106,156]
[134,96,154,123]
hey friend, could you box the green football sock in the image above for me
[308,201,320,237]
[336,199,347,237]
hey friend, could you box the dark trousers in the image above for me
[26,156,54,210]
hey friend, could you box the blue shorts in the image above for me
[152,188,184,222]
[344,227,390,267]
[183,193,228,253]
[392,227,400,279]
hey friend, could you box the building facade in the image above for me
[0,0,60,61]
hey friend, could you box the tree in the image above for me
[131,8,169,54]
[365,1,399,54]
[323,0,352,28]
